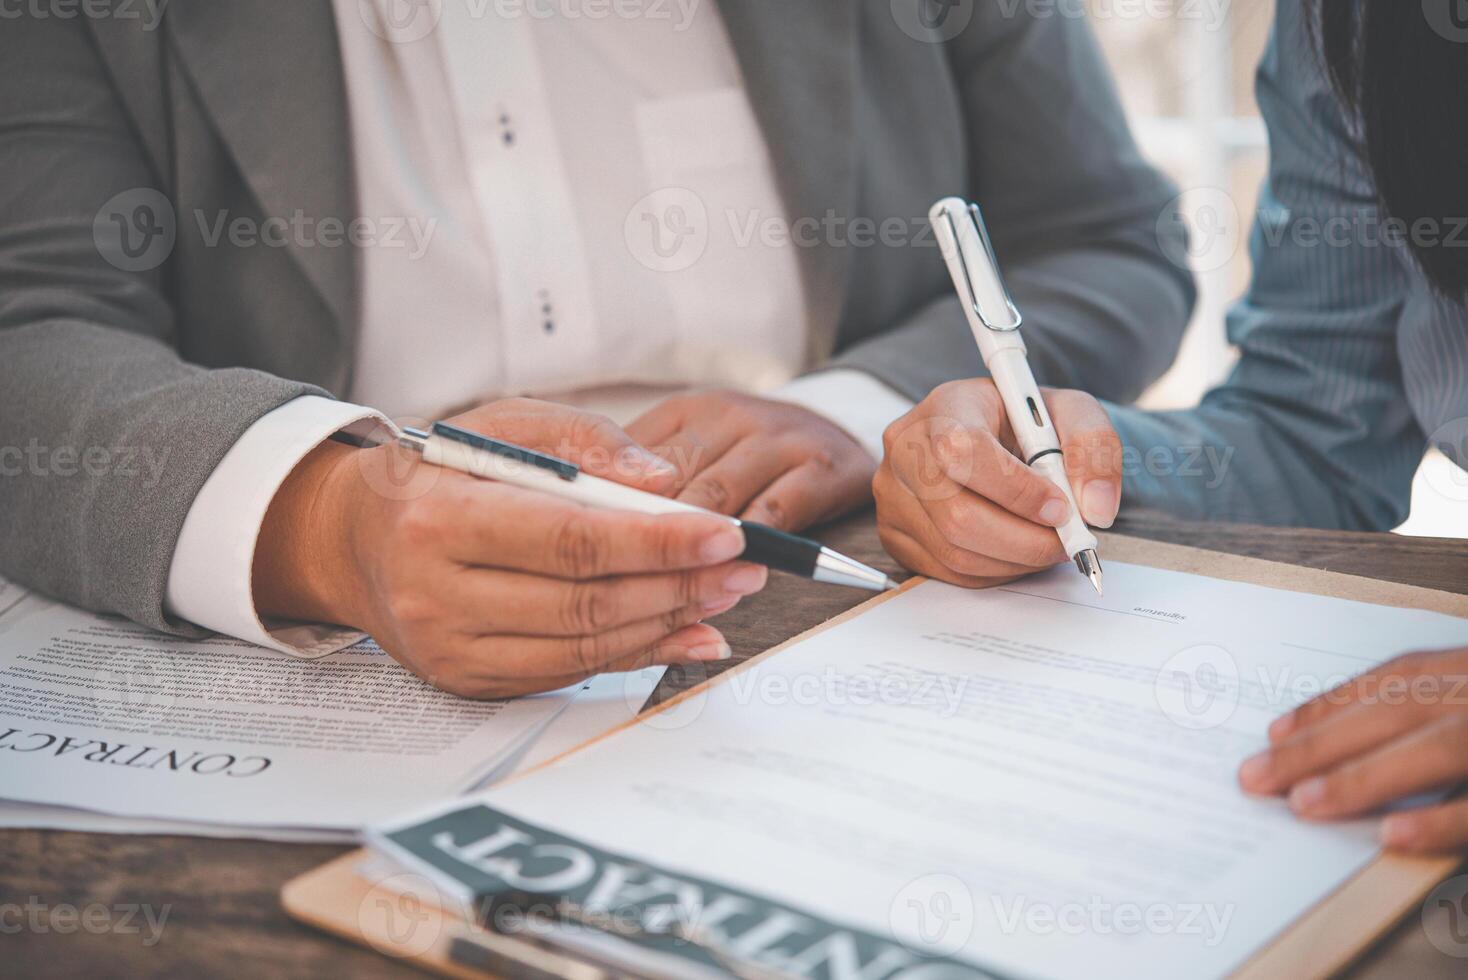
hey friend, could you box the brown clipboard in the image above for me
[282,533,1468,979]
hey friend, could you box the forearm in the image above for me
[1106,399,1422,530]
[0,319,321,632]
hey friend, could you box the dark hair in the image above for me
[1311,0,1468,299]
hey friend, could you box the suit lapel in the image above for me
[717,0,858,363]
[165,0,357,341]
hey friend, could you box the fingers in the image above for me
[467,600,734,687]
[1044,388,1123,527]
[448,397,677,494]
[887,403,1069,530]
[677,437,789,515]
[742,454,873,532]
[874,462,1065,576]
[447,561,768,637]
[874,468,1044,584]
[1381,797,1468,853]
[877,524,1025,591]
[1267,650,1459,743]
[1274,714,1468,822]
[1239,698,1433,796]
[439,480,746,576]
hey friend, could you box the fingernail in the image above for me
[686,641,732,662]
[723,564,768,595]
[700,595,741,616]
[1268,714,1295,742]
[1081,481,1118,528]
[700,527,745,563]
[1289,777,1328,812]
[1238,752,1272,791]
[1380,815,1415,848]
[1038,498,1069,527]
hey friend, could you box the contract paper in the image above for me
[0,589,583,829]
[0,666,664,840]
[381,562,1468,980]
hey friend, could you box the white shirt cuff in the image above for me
[164,395,390,658]
[773,369,914,463]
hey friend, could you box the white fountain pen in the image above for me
[929,197,1104,595]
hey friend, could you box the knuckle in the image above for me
[936,541,980,576]
[566,633,603,676]
[565,582,618,633]
[550,513,607,578]
[394,500,443,548]
[929,500,969,546]
[569,411,622,451]
[759,495,790,530]
[675,571,703,608]
[1016,533,1061,569]
[1007,476,1052,516]
[687,474,732,511]
[386,590,436,628]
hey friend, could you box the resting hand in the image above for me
[873,379,1121,587]
[253,398,768,698]
[1239,647,1468,853]
[626,389,876,531]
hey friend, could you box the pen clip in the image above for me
[430,422,581,481]
[935,200,1023,333]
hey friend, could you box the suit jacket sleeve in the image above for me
[0,18,322,633]
[829,4,1196,402]
[1105,10,1425,530]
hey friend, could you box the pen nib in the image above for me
[1074,549,1104,596]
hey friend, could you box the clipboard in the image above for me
[282,532,1468,979]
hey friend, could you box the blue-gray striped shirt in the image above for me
[1109,2,1468,529]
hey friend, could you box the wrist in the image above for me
[252,439,371,627]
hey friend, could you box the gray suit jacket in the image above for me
[0,0,1193,635]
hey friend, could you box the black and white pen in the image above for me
[396,422,898,592]
[930,197,1104,595]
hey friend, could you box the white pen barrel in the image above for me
[423,434,717,518]
[985,348,1096,559]
[985,346,1060,462]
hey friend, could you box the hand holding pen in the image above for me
[872,199,1124,591]
[252,399,778,699]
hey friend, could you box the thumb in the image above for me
[446,398,679,494]
[1043,389,1123,528]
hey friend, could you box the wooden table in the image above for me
[4,513,1466,978]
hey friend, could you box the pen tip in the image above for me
[883,576,902,592]
[1089,573,1104,597]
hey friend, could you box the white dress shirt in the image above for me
[164,0,912,655]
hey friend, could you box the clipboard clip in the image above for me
[453,889,795,980]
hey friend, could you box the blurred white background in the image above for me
[1085,0,1468,538]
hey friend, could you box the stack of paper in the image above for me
[363,564,1468,979]
[0,577,662,842]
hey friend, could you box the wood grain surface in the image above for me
[3,511,1465,978]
